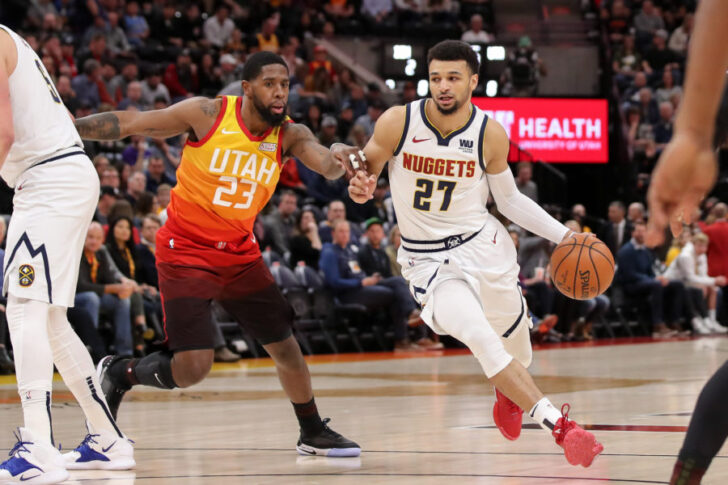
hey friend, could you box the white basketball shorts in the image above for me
[3,149,99,307]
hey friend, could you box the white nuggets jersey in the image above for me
[0,25,82,187]
[389,99,490,244]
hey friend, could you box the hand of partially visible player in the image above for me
[330,143,368,178]
[348,170,376,204]
[646,133,718,246]
[715,275,727,287]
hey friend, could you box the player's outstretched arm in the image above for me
[75,96,220,141]
[282,123,367,180]
[646,0,728,246]
[0,37,15,169]
[484,120,571,244]
[348,105,406,203]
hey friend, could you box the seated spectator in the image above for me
[612,34,641,90]
[204,5,235,48]
[627,202,646,225]
[145,155,175,194]
[106,11,131,54]
[668,13,693,58]
[599,201,632,257]
[56,75,80,114]
[71,59,102,110]
[101,166,121,190]
[157,183,172,211]
[136,215,160,289]
[319,220,422,351]
[361,0,395,28]
[125,172,147,207]
[385,225,402,277]
[117,81,145,111]
[655,70,683,105]
[515,162,538,202]
[165,51,199,100]
[635,87,660,125]
[324,0,355,20]
[319,199,362,245]
[616,222,683,337]
[701,203,728,280]
[461,14,494,43]
[664,232,727,334]
[353,100,385,138]
[500,36,546,97]
[603,0,632,44]
[134,191,157,226]
[75,222,134,357]
[140,68,171,107]
[94,185,118,225]
[256,17,280,53]
[110,62,139,105]
[123,1,150,47]
[289,208,323,269]
[105,217,149,353]
[654,101,674,149]
[318,116,341,147]
[633,0,665,42]
[643,30,679,77]
[308,45,337,82]
[265,190,298,255]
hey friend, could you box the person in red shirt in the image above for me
[700,203,728,278]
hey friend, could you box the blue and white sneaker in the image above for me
[0,428,68,484]
[296,418,361,457]
[63,430,135,471]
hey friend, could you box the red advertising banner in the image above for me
[471,98,609,163]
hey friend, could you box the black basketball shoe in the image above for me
[296,418,361,457]
[96,356,132,420]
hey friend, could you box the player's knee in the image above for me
[265,335,306,371]
[172,350,214,387]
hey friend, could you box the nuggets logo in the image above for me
[19,265,35,287]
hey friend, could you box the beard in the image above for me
[252,96,287,126]
[433,96,461,115]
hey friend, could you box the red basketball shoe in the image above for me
[552,404,604,467]
[493,388,523,441]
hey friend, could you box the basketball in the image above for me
[549,233,614,300]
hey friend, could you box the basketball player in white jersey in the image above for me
[349,40,603,467]
[0,25,133,484]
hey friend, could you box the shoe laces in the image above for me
[553,404,576,444]
[0,431,33,468]
[75,434,100,452]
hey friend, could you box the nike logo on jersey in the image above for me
[412,136,430,143]
[221,128,240,135]
[102,441,116,453]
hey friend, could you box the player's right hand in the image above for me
[348,170,376,204]
[646,133,718,246]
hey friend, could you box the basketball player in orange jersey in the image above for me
[74,52,361,457]
[347,40,602,467]
[646,1,728,483]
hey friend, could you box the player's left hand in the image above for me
[330,143,368,178]
[647,133,718,246]
[348,170,376,203]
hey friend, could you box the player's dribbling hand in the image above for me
[348,170,376,204]
[330,143,368,178]
[646,133,718,247]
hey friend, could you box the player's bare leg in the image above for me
[264,335,360,457]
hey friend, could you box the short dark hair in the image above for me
[242,51,288,81]
[427,40,480,75]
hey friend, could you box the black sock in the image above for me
[111,351,177,390]
[675,360,728,475]
[292,397,324,436]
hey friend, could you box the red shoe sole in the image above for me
[563,428,604,467]
[492,400,522,441]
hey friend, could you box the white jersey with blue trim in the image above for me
[0,25,83,187]
[388,98,490,244]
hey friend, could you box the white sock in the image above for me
[6,296,55,445]
[709,309,717,321]
[48,306,123,438]
[529,397,562,434]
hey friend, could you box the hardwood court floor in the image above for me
[1,336,727,484]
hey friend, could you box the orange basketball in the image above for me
[549,233,614,300]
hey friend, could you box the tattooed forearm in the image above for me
[75,113,122,140]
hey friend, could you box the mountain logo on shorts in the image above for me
[18,265,35,287]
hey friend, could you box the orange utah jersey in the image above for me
[163,96,285,263]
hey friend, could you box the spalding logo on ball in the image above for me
[550,233,614,300]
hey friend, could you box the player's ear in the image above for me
[470,74,479,92]
[241,80,250,97]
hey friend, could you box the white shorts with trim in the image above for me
[398,214,533,338]
[3,151,98,307]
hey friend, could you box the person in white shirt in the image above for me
[203,5,235,48]
[664,232,727,333]
[461,14,494,43]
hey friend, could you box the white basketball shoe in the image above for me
[0,428,68,485]
[63,429,135,471]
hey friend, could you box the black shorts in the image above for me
[158,257,294,351]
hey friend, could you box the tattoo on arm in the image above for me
[75,113,121,140]
[199,99,220,118]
